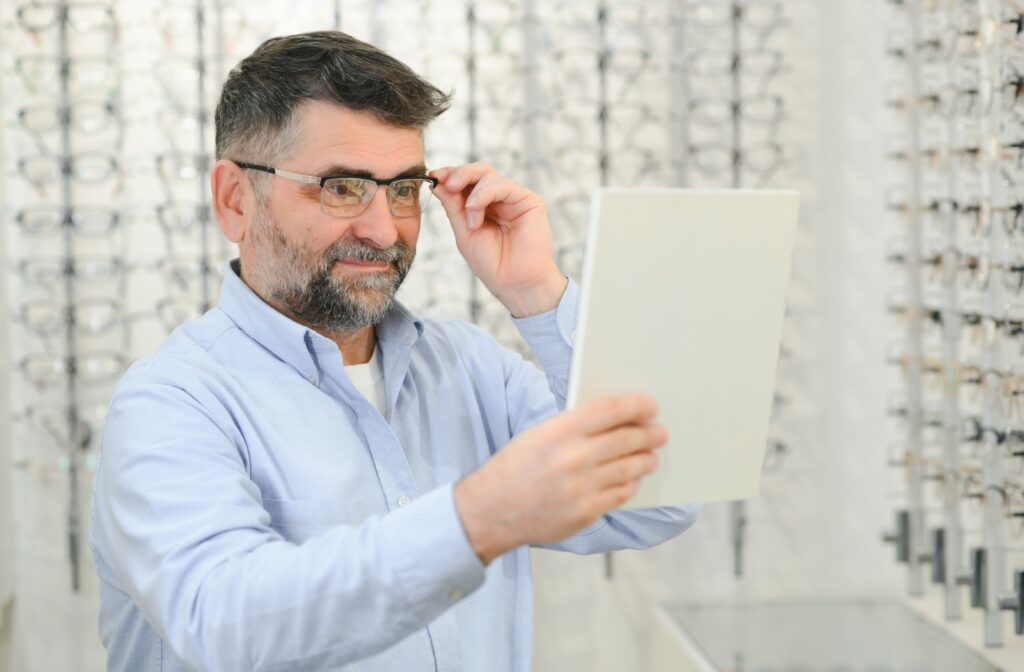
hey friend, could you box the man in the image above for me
[90,31,700,672]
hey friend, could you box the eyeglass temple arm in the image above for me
[232,161,322,186]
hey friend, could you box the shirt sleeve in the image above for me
[508,275,578,411]
[506,276,702,554]
[90,381,486,672]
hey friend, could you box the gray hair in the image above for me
[215,30,452,194]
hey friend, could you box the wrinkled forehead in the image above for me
[288,100,425,178]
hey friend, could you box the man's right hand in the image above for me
[453,394,667,565]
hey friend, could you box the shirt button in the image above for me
[397,495,411,507]
[307,374,316,384]
[569,329,577,344]
[447,587,463,601]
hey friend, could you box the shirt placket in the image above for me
[321,353,467,672]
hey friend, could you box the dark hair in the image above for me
[215,30,452,165]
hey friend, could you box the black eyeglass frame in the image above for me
[232,160,438,218]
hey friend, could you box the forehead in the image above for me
[288,100,424,174]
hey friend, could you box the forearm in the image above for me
[508,274,578,422]
[532,504,703,554]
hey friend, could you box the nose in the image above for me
[347,185,399,250]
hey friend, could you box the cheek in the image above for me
[397,219,420,250]
[280,198,355,251]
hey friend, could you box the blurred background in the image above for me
[2,0,1024,670]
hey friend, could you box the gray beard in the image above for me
[249,209,415,333]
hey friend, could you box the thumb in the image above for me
[430,177,472,248]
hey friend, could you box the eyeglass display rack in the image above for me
[56,0,86,594]
[464,0,483,325]
[459,0,796,581]
[158,0,224,315]
[4,0,125,592]
[882,0,1024,646]
[3,0,803,598]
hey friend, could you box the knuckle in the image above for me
[560,478,584,504]
[603,395,627,417]
[558,450,585,477]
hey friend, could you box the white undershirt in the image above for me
[343,341,386,417]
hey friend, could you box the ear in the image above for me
[211,159,254,244]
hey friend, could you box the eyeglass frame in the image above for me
[232,160,439,218]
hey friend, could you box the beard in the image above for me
[248,205,416,333]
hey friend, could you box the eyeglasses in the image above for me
[13,404,102,453]
[684,1,785,31]
[18,152,120,197]
[687,94,785,128]
[154,296,203,332]
[15,206,120,238]
[156,203,211,237]
[14,55,117,95]
[154,0,253,55]
[18,298,124,337]
[681,49,786,86]
[16,3,117,35]
[685,141,785,177]
[17,256,124,289]
[18,351,126,390]
[18,99,121,152]
[233,161,438,218]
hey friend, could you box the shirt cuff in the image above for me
[511,275,578,375]
[377,483,487,627]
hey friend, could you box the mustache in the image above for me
[320,238,410,267]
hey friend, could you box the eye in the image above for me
[394,184,414,198]
[324,179,366,201]
[326,182,352,197]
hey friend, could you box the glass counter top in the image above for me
[663,600,998,672]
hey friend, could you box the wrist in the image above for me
[453,470,516,566]
[499,270,568,319]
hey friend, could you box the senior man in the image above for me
[90,30,700,672]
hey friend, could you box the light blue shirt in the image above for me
[90,260,701,672]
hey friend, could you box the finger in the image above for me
[592,450,659,490]
[428,166,454,182]
[593,479,641,513]
[439,162,496,192]
[429,180,472,247]
[570,394,660,437]
[464,175,521,230]
[587,424,668,465]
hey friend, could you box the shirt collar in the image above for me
[216,259,424,376]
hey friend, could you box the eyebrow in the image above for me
[315,163,429,180]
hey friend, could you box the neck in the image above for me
[326,325,376,365]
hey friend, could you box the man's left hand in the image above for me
[429,162,568,318]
